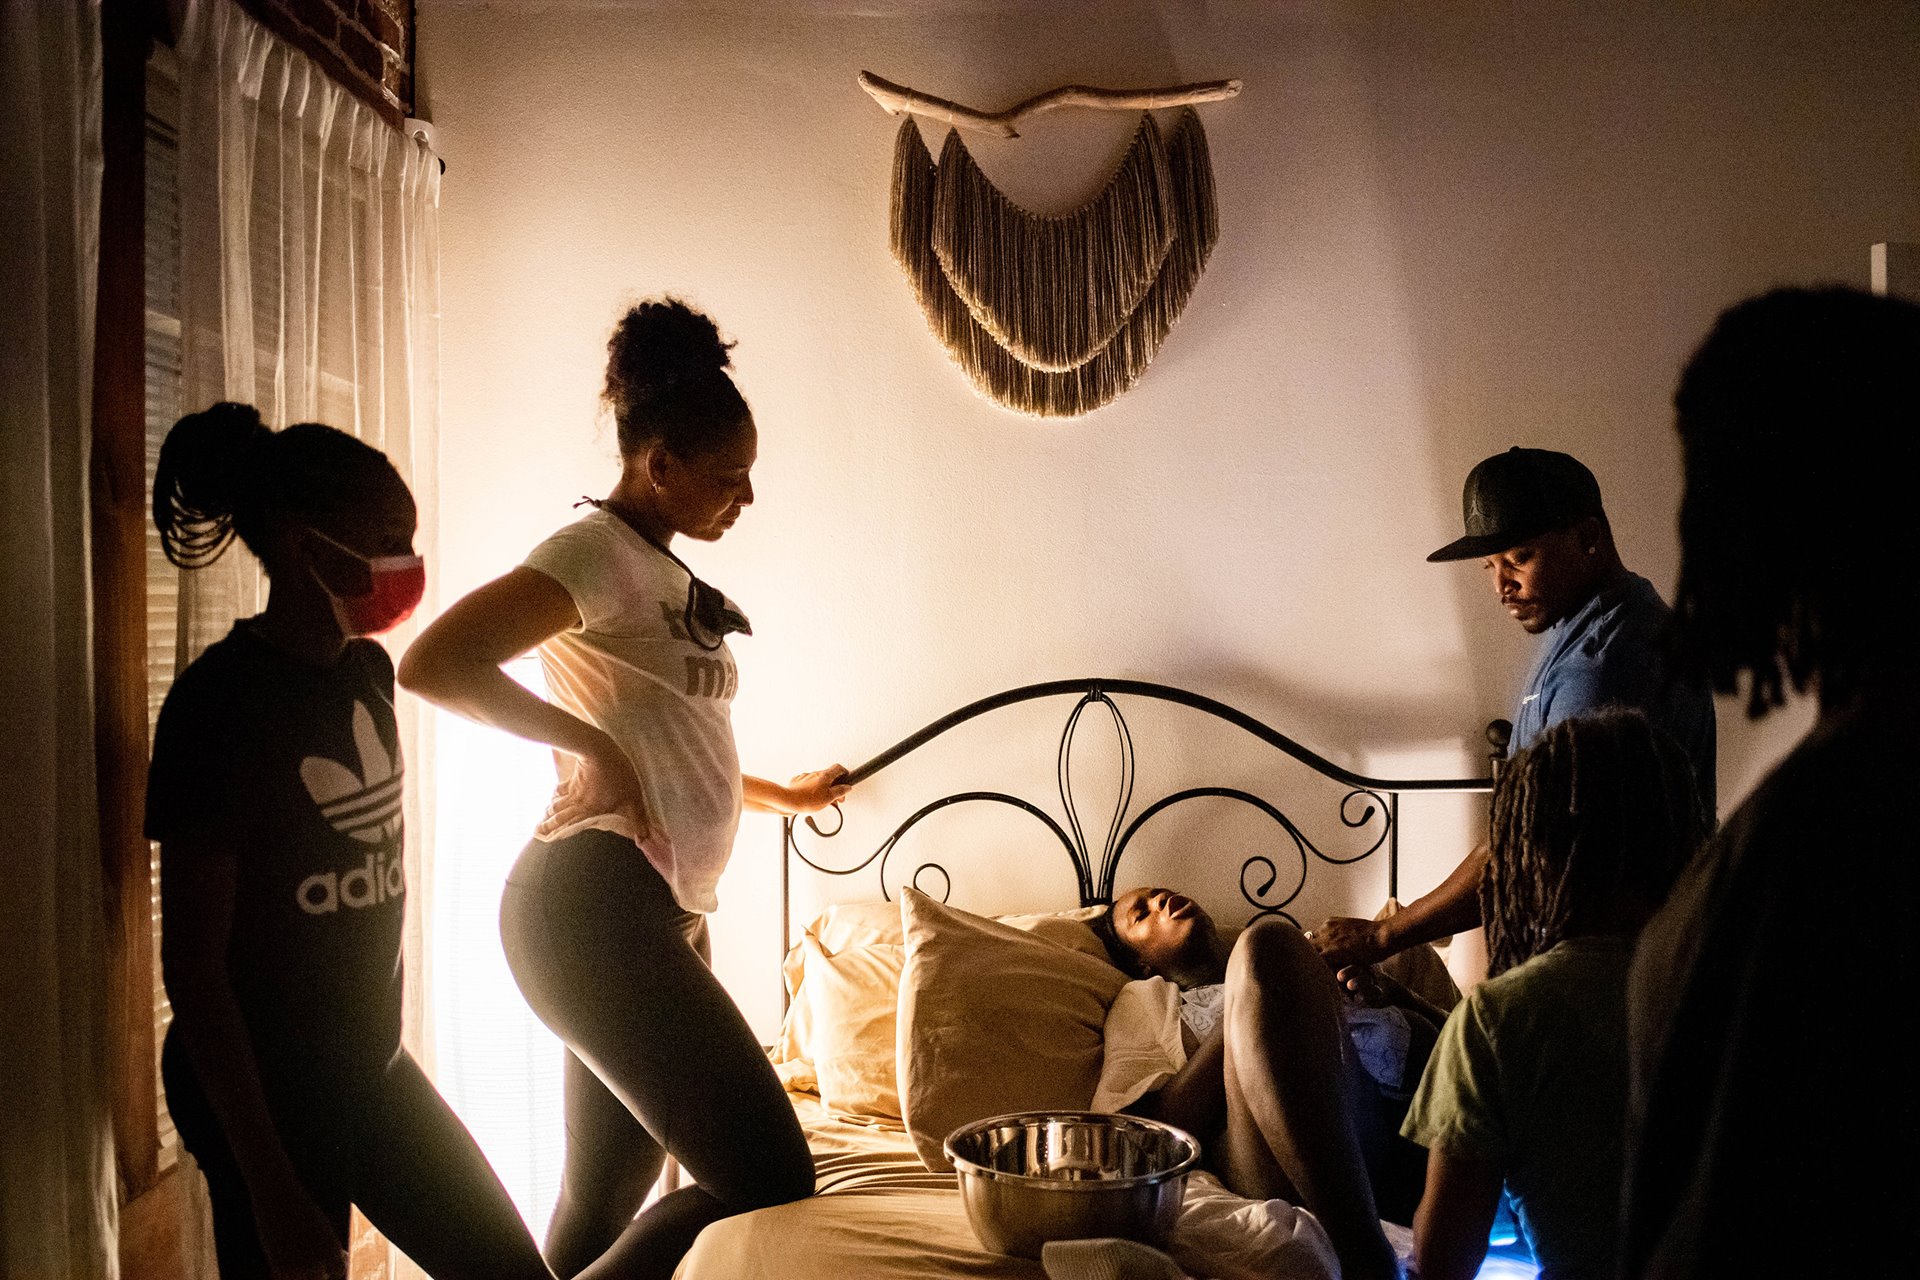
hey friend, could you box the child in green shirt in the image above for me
[1397,710,1705,1280]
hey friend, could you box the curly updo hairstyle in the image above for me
[603,297,751,459]
[1481,710,1705,978]
[153,402,409,572]
[1672,286,1920,716]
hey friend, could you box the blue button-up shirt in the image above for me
[1510,572,1716,810]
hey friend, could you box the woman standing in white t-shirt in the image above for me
[401,299,846,1280]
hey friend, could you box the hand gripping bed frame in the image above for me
[780,678,1504,971]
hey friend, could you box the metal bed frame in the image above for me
[780,678,1502,959]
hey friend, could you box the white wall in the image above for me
[414,0,1914,1034]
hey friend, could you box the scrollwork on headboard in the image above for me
[782,679,1493,959]
[1109,782,1394,924]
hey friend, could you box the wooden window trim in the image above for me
[94,0,164,1209]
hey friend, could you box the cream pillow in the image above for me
[808,899,912,951]
[896,888,1131,1171]
[773,899,1113,1083]
[997,905,1112,962]
[772,904,901,1080]
[801,937,906,1125]
[807,898,1108,956]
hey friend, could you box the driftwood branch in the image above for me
[859,71,1242,139]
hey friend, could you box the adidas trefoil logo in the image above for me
[296,701,405,916]
[301,701,403,842]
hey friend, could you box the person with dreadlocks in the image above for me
[1308,448,1716,979]
[1397,709,1704,1280]
[1621,286,1920,1280]
[146,404,552,1280]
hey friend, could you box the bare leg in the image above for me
[1217,920,1398,1280]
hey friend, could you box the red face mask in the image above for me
[306,528,426,637]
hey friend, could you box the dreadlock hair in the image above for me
[603,297,752,460]
[153,402,410,572]
[1672,286,1920,718]
[1481,710,1706,978]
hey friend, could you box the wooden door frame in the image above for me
[94,0,160,1210]
[92,6,204,1277]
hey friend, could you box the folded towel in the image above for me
[1042,1237,1191,1280]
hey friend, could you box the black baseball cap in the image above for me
[1426,447,1605,562]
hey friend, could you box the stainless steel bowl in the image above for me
[945,1112,1200,1258]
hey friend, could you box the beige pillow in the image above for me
[802,937,906,1125]
[808,899,912,951]
[896,888,1131,1171]
[997,905,1112,962]
[772,904,902,1082]
[773,900,1114,1083]
[807,898,1108,957]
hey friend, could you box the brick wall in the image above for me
[233,0,413,125]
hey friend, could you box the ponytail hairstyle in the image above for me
[153,402,410,572]
[1481,710,1705,978]
[603,297,751,460]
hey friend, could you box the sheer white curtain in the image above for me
[170,0,443,1068]
[0,3,119,1278]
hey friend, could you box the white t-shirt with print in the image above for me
[522,509,743,913]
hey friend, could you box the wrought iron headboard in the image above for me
[781,679,1502,964]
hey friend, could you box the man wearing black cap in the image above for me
[1310,447,1715,973]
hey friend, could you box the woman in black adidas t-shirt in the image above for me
[146,404,551,1280]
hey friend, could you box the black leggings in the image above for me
[163,1031,549,1280]
[499,829,813,1280]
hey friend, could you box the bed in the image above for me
[675,679,1528,1280]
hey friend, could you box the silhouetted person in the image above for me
[1622,286,1919,1279]
[148,404,551,1280]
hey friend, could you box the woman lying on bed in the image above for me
[1097,886,1444,1280]
[1102,711,1703,1280]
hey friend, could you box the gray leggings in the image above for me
[500,828,813,1280]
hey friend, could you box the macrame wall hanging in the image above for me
[864,71,1241,418]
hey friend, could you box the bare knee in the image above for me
[1228,918,1324,993]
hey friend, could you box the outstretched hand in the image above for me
[1306,915,1390,972]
